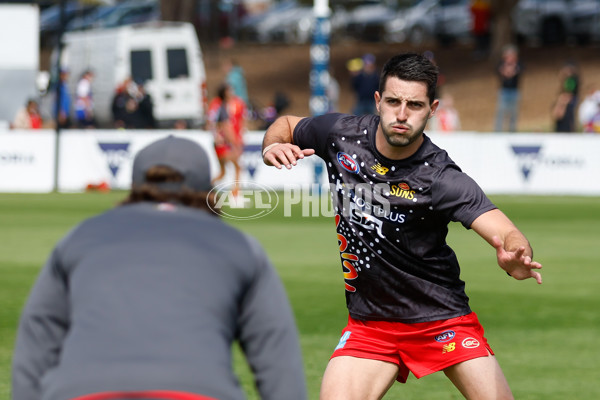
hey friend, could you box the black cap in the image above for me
[131,136,212,192]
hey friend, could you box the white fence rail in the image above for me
[1,129,599,195]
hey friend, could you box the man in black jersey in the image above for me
[261,53,542,400]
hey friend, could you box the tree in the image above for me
[160,0,197,23]
[489,0,519,60]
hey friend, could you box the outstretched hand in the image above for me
[492,236,543,284]
[263,143,315,169]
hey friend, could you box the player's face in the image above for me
[375,77,438,152]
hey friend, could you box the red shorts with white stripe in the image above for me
[330,312,494,383]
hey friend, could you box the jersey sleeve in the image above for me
[236,235,307,400]
[293,113,343,158]
[12,244,70,400]
[432,166,497,229]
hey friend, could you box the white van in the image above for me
[58,21,208,128]
[0,4,39,127]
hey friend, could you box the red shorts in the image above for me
[214,143,231,158]
[70,391,217,400]
[331,312,493,383]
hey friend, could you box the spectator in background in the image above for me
[136,80,157,129]
[111,78,131,128]
[111,78,156,129]
[223,58,249,107]
[551,90,575,132]
[75,69,96,128]
[494,44,523,132]
[555,61,579,132]
[12,98,42,130]
[12,136,307,400]
[423,50,446,94]
[121,96,147,129]
[470,0,492,59]
[259,91,291,130]
[327,70,340,113]
[350,53,380,115]
[578,82,600,133]
[55,68,72,129]
[432,92,461,132]
[208,83,244,201]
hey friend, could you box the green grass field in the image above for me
[1,192,599,399]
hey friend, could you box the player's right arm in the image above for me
[262,116,315,169]
[12,248,70,400]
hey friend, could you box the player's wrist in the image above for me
[262,142,281,157]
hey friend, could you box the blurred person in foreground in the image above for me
[261,52,542,400]
[11,136,306,400]
[12,98,43,129]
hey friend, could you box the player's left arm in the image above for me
[471,209,543,284]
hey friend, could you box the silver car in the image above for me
[384,0,472,46]
[512,0,600,45]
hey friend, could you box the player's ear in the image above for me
[375,91,381,114]
[429,99,440,118]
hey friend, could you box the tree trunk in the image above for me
[160,0,197,23]
[489,0,519,61]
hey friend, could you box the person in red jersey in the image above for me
[208,83,246,200]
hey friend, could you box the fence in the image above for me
[1,129,599,195]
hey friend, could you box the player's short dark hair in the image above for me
[379,53,439,103]
[121,165,219,214]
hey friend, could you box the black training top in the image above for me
[294,113,497,323]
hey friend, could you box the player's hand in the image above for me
[263,143,315,169]
[492,236,543,284]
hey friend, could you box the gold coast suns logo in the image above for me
[390,182,415,200]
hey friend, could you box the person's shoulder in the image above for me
[301,112,369,134]
[421,134,459,169]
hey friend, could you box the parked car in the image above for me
[65,0,159,32]
[512,0,600,45]
[238,1,297,42]
[66,5,119,31]
[264,3,315,44]
[384,0,472,46]
[343,0,399,42]
[572,0,600,43]
[238,0,346,44]
[40,1,98,45]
